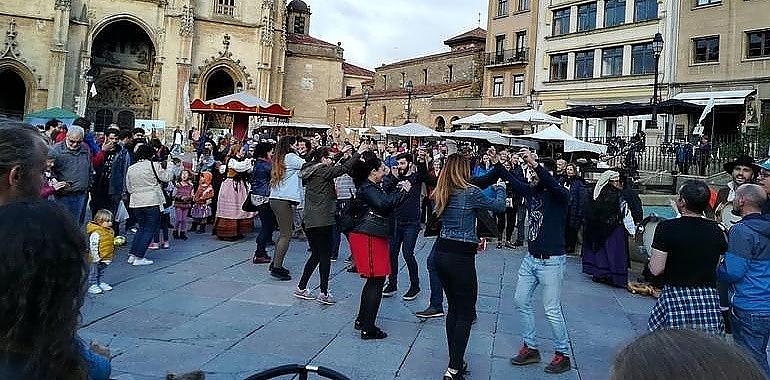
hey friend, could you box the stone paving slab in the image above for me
[80,229,656,380]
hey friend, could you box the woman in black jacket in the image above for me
[349,153,409,339]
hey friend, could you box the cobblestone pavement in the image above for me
[79,230,655,380]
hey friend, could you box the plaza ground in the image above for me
[79,231,655,380]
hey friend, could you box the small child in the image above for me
[86,210,116,294]
[190,172,214,233]
[40,156,66,200]
[173,170,194,240]
[150,206,172,250]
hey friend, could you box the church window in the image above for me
[294,16,306,34]
[215,0,235,16]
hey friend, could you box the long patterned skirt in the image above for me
[214,178,255,240]
[581,225,629,287]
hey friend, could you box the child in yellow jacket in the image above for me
[86,209,116,295]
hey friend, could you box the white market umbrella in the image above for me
[519,125,606,154]
[451,112,491,126]
[509,109,563,125]
[485,111,519,124]
[386,122,442,138]
[449,130,538,150]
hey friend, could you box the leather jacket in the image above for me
[353,179,406,237]
[439,185,506,243]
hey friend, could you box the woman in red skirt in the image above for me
[349,153,409,339]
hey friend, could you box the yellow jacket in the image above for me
[86,222,115,263]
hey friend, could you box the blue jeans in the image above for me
[255,203,275,254]
[57,192,87,226]
[77,338,111,380]
[427,243,444,309]
[731,308,770,377]
[514,254,570,353]
[129,206,161,259]
[389,223,420,288]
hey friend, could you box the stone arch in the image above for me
[86,72,152,130]
[199,62,248,99]
[0,60,36,119]
[449,116,460,131]
[88,14,158,54]
[435,116,446,132]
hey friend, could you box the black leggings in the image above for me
[357,276,386,332]
[298,225,333,294]
[435,239,478,370]
[496,207,518,241]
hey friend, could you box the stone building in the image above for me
[483,0,538,114]
[0,0,372,131]
[669,0,770,137]
[326,28,486,131]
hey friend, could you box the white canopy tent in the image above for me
[509,109,564,125]
[448,130,539,150]
[451,112,491,126]
[519,125,606,154]
[485,111,519,124]
[385,122,442,138]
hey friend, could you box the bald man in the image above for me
[718,183,770,377]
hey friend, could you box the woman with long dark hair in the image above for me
[0,202,110,379]
[349,153,409,339]
[268,136,304,280]
[431,153,505,380]
[582,170,632,287]
[294,144,364,304]
[213,143,255,241]
[250,142,275,264]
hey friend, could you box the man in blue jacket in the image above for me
[505,148,572,375]
[717,183,770,377]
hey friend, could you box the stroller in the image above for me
[244,364,350,380]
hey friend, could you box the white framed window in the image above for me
[493,76,505,97]
[215,0,235,16]
[512,75,525,95]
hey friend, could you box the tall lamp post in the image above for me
[362,89,370,129]
[405,80,414,123]
[650,32,664,135]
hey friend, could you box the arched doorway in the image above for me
[0,69,26,119]
[449,116,460,131]
[435,116,446,132]
[204,69,236,100]
[86,20,156,131]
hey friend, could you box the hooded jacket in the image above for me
[717,213,770,313]
[299,153,359,228]
[269,152,305,203]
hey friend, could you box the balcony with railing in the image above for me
[485,48,529,67]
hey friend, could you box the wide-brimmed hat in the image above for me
[723,155,756,174]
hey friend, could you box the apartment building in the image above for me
[532,0,666,141]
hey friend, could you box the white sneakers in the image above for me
[132,258,154,266]
[293,287,315,300]
[127,254,153,266]
[99,282,113,291]
[87,284,103,294]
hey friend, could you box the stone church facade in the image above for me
[0,0,372,129]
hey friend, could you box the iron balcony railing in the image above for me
[485,48,529,66]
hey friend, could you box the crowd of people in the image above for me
[2,114,770,380]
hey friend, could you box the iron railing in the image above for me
[484,48,529,66]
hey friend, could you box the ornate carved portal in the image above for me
[86,20,156,131]
[0,69,26,119]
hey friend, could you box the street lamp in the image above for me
[650,32,664,134]
[362,89,370,129]
[405,80,414,123]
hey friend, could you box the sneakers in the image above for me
[127,254,136,264]
[511,345,541,366]
[415,306,444,318]
[361,328,387,340]
[87,284,103,294]
[497,240,504,249]
[132,257,154,266]
[252,251,271,264]
[382,283,397,297]
[317,292,336,305]
[512,240,524,247]
[504,241,517,249]
[148,243,160,250]
[161,242,170,249]
[402,287,420,301]
[98,283,113,291]
[269,264,291,281]
[293,287,315,300]
[544,352,571,374]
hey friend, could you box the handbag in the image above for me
[424,212,441,237]
[242,194,268,212]
[150,162,173,209]
[354,211,390,238]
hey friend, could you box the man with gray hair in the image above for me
[0,117,48,206]
[718,183,770,377]
[49,124,93,225]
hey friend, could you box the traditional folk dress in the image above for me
[213,158,255,240]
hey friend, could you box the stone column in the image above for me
[48,0,72,107]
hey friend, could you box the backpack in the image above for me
[336,189,367,234]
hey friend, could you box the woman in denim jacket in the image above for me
[432,153,506,380]
[249,142,274,264]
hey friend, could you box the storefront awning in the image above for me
[672,90,756,106]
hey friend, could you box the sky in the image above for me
[306,0,489,70]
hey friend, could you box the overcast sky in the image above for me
[306,0,489,70]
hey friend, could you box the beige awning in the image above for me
[672,89,756,106]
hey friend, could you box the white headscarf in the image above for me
[594,170,620,200]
